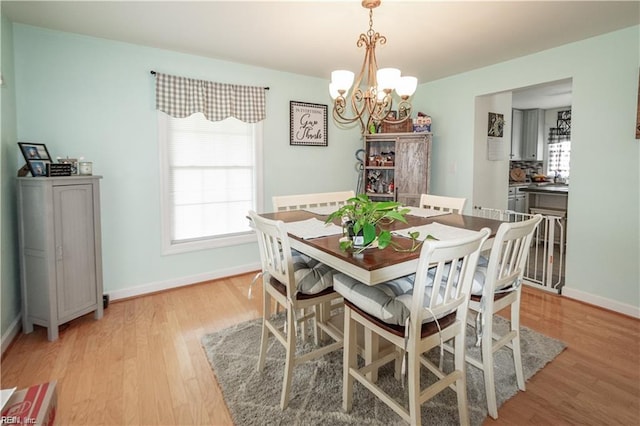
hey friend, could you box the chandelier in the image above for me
[329,0,417,134]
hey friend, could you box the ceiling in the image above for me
[3,1,639,105]
[512,78,573,109]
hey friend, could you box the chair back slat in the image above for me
[272,190,355,212]
[419,193,467,214]
[249,210,295,298]
[486,215,543,295]
[410,228,491,328]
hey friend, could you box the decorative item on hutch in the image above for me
[413,112,432,133]
[328,0,417,135]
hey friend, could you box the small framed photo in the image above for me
[18,142,52,177]
[28,159,51,177]
[290,101,328,146]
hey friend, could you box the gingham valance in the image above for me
[155,72,266,123]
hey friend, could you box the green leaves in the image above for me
[325,194,411,253]
[377,230,393,249]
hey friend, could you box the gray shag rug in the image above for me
[201,315,565,425]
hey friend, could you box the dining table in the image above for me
[259,206,505,286]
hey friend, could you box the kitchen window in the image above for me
[546,141,571,177]
[159,112,263,254]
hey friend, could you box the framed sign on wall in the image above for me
[290,101,328,146]
[487,112,505,138]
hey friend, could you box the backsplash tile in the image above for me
[510,160,543,181]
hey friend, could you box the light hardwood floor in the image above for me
[2,273,638,425]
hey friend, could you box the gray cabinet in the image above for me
[364,133,432,206]
[522,109,544,160]
[508,185,527,213]
[511,108,543,161]
[17,176,103,341]
[510,109,523,160]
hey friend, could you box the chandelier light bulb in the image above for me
[331,70,355,93]
[396,76,418,98]
[329,82,340,100]
[376,68,401,92]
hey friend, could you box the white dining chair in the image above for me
[465,214,542,419]
[419,193,467,214]
[248,211,344,410]
[272,190,355,212]
[335,228,490,425]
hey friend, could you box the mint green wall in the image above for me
[413,26,639,310]
[1,15,21,338]
[10,24,361,299]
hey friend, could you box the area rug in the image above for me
[201,315,565,425]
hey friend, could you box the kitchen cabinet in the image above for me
[511,108,543,161]
[508,185,527,213]
[17,176,104,341]
[510,109,523,160]
[522,109,544,160]
[364,132,431,206]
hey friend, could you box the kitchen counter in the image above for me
[519,184,568,214]
[519,184,569,194]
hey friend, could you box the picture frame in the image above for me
[636,71,640,139]
[290,101,328,146]
[487,112,505,137]
[28,159,51,177]
[18,142,53,177]
[18,142,51,161]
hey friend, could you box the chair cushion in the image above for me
[334,273,450,326]
[345,299,457,338]
[443,255,488,296]
[269,276,337,300]
[291,250,336,295]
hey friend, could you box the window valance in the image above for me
[155,72,266,123]
[548,109,571,144]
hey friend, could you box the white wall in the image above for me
[413,26,640,316]
[472,92,512,211]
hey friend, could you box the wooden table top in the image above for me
[260,210,503,284]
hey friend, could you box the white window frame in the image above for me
[158,112,262,255]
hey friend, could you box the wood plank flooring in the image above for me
[2,273,638,425]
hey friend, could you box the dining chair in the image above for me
[335,228,490,425]
[465,214,542,419]
[272,190,355,212]
[248,211,344,410]
[270,190,354,329]
[419,193,466,214]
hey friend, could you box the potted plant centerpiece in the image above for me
[325,194,411,253]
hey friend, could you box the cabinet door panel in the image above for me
[395,137,428,206]
[53,184,97,321]
[522,109,543,160]
[511,109,523,160]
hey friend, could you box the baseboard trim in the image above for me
[562,287,640,319]
[1,314,22,356]
[107,263,261,302]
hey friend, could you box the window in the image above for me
[159,112,262,254]
[546,141,571,178]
